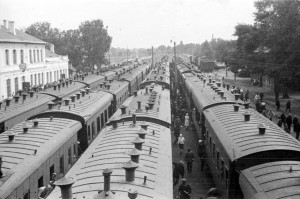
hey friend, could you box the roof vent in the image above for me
[64,98,70,106]
[128,189,138,199]
[103,168,113,192]
[217,82,221,87]
[133,91,137,97]
[54,176,76,199]
[226,84,230,90]
[145,87,148,94]
[120,105,127,115]
[80,89,85,97]
[137,128,147,139]
[106,84,111,90]
[5,98,11,106]
[14,95,20,103]
[122,160,139,182]
[234,93,240,101]
[132,113,136,126]
[23,121,29,133]
[131,137,145,150]
[4,129,17,142]
[71,95,76,102]
[243,102,250,109]
[110,117,119,129]
[243,111,251,121]
[76,93,81,100]
[140,121,149,130]
[33,118,40,127]
[233,103,240,112]
[257,123,267,135]
[29,90,35,98]
[148,101,154,109]
[48,101,55,110]
[53,84,57,91]
[136,101,142,112]
[128,148,141,163]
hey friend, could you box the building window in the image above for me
[34,74,37,85]
[14,77,18,94]
[33,50,36,63]
[101,113,104,128]
[20,50,24,64]
[38,73,40,85]
[68,147,72,165]
[105,110,108,123]
[41,73,44,84]
[13,50,17,65]
[88,125,91,141]
[50,72,52,82]
[41,50,43,62]
[22,76,25,82]
[92,121,95,138]
[29,50,32,63]
[37,50,40,62]
[47,72,49,83]
[30,75,33,86]
[5,50,9,65]
[7,79,11,97]
[60,155,64,174]
[97,117,100,132]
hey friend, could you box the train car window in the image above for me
[97,117,100,132]
[101,113,104,128]
[104,110,108,123]
[92,122,95,138]
[60,156,64,174]
[23,191,30,199]
[38,176,43,188]
[217,150,219,170]
[213,142,215,159]
[209,137,212,153]
[225,166,229,190]
[220,159,224,179]
[87,125,91,141]
[50,165,54,180]
[68,147,72,165]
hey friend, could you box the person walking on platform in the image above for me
[245,90,249,102]
[184,113,190,130]
[178,134,185,155]
[293,115,298,132]
[184,149,194,173]
[280,113,286,126]
[286,100,291,112]
[294,121,300,140]
[286,113,293,133]
[178,178,192,199]
[277,118,283,128]
[276,99,280,111]
[197,140,206,171]
[173,161,185,187]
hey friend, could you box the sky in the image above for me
[0,0,256,48]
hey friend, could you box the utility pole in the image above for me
[126,46,128,63]
[174,42,178,88]
[151,46,154,68]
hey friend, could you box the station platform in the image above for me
[171,125,215,199]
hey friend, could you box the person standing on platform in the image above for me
[276,99,280,111]
[294,121,300,140]
[173,161,185,187]
[286,100,291,112]
[178,179,192,199]
[280,113,286,126]
[197,140,206,171]
[184,113,190,130]
[293,115,298,132]
[286,113,293,133]
[185,149,194,173]
[178,134,185,155]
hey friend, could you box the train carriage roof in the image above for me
[98,79,129,95]
[47,120,172,199]
[240,161,300,199]
[73,74,106,86]
[0,94,54,124]
[30,91,113,123]
[203,104,300,162]
[0,118,82,198]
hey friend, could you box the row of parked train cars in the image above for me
[0,58,163,199]
[175,59,300,199]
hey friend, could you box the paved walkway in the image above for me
[171,125,215,199]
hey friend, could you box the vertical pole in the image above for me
[127,46,128,63]
[152,46,154,68]
[174,42,177,88]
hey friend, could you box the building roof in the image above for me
[45,49,60,58]
[0,27,46,44]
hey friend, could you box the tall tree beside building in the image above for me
[79,20,112,69]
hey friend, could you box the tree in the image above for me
[79,20,112,69]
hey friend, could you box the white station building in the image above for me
[0,20,69,99]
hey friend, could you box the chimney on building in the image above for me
[8,21,16,35]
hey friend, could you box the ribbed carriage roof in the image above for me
[0,94,54,123]
[240,161,300,199]
[113,84,171,124]
[42,91,113,122]
[0,118,82,198]
[47,121,172,199]
[39,81,85,99]
[74,74,105,85]
[204,104,300,161]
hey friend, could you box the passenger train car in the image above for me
[0,117,82,199]
[0,61,151,134]
[47,60,172,199]
[176,59,300,199]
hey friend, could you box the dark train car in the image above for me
[239,161,300,199]
[0,117,81,199]
[203,103,300,199]
[47,59,172,199]
[0,80,86,133]
[29,89,113,151]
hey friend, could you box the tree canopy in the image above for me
[25,19,112,70]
